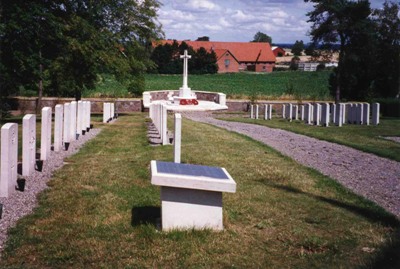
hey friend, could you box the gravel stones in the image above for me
[184,112,400,219]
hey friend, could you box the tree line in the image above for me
[0,0,163,102]
[305,0,400,102]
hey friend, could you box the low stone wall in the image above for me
[6,97,143,113]
[7,96,311,115]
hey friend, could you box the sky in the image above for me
[157,0,389,44]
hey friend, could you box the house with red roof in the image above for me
[153,40,276,73]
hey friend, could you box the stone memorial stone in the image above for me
[54,105,63,152]
[22,114,36,176]
[255,105,259,119]
[70,101,77,140]
[356,103,363,125]
[282,104,286,118]
[250,105,254,119]
[1,123,18,197]
[151,160,236,231]
[331,104,336,124]
[161,104,168,145]
[363,103,370,125]
[268,104,273,120]
[103,102,109,123]
[63,103,71,149]
[40,107,52,160]
[77,101,85,134]
[372,103,380,125]
[174,113,182,163]
[321,103,329,127]
[288,104,293,122]
[314,103,321,125]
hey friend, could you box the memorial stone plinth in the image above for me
[151,161,236,231]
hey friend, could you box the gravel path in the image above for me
[184,112,400,219]
[0,128,101,254]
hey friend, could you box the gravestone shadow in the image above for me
[131,206,161,229]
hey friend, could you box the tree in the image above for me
[196,36,210,41]
[252,31,272,43]
[372,1,400,98]
[291,40,304,56]
[0,0,163,100]
[305,0,374,102]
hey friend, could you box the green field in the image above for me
[0,114,399,268]
[83,71,332,100]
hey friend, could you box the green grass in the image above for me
[0,114,399,268]
[83,72,332,100]
[144,72,331,100]
[220,114,400,162]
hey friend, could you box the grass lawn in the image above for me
[83,71,332,100]
[220,114,400,162]
[0,114,399,268]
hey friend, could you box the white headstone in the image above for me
[162,104,168,145]
[218,93,226,106]
[63,103,71,147]
[174,113,182,163]
[40,107,52,160]
[282,104,286,118]
[321,103,329,127]
[288,104,293,122]
[23,114,36,176]
[356,103,363,125]
[300,105,305,121]
[331,104,336,124]
[255,105,259,119]
[1,123,18,197]
[250,105,254,119]
[268,104,273,120]
[70,101,77,140]
[372,103,380,125]
[77,101,84,134]
[314,103,321,125]
[363,103,370,125]
[54,104,63,152]
[110,103,115,120]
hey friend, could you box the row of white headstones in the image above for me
[250,102,380,126]
[0,101,92,198]
[148,103,182,163]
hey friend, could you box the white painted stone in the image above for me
[282,104,286,118]
[314,103,321,125]
[255,105,259,119]
[77,101,84,134]
[301,105,305,121]
[151,160,236,231]
[174,113,182,163]
[70,101,77,140]
[103,102,109,123]
[268,104,273,120]
[294,105,299,120]
[161,104,168,145]
[110,103,115,120]
[264,105,268,120]
[54,105,63,152]
[143,92,151,108]
[363,103,370,125]
[1,123,18,197]
[218,93,226,106]
[250,105,254,119]
[372,103,380,125]
[63,104,71,146]
[321,103,329,127]
[85,101,91,131]
[40,107,52,160]
[331,104,336,124]
[288,104,293,122]
[23,114,36,176]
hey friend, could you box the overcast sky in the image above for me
[157,0,388,44]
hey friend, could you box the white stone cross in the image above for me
[180,50,191,89]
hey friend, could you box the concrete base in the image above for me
[161,186,223,231]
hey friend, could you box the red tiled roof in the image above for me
[154,40,276,63]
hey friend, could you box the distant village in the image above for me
[153,38,339,74]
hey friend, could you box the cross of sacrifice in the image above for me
[180,50,191,89]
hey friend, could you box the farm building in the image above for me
[154,40,276,73]
[272,46,286,57]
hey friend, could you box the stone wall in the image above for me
[7,96,303,114]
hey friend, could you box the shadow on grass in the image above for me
[264,181,400,269]
[131,206,161,228]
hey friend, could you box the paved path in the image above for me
[184,112,400,218]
